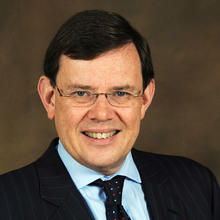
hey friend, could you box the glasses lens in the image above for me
[72,93,95,106]
[108,94,132,107]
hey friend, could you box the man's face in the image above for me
[43,43,154,175]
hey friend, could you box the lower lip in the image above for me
[81,132,119,145]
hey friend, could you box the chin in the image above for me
[86,156,125,175]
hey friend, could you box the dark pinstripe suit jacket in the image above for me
[0,138,219,220]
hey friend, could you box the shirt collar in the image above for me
[57,140,141,189]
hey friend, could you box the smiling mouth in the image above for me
[83,130,119,139]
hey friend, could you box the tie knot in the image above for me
[91,175,125,205]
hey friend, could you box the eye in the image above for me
[73,91,89,97]
[114,91,130,97]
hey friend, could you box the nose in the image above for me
[87,94,114,121]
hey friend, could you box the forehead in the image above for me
[57,43,143,90]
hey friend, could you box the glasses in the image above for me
[56,86,143,107]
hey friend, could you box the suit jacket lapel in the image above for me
[35,138,94,220]
[132,149,188,220]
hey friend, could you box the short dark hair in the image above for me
[44,10,154,89]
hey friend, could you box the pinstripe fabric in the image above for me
[0,138,219,220]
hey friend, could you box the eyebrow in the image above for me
[111,85,137,92]
[65,84,96,90]
[64,84,138,91]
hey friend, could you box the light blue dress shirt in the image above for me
[57,140,150,220]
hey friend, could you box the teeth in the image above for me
[84,131,117,139]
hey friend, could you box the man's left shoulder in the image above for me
[132,149,220,219]
[132,148,218,187]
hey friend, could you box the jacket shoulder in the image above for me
[132,148,219,201]
[0,162,38,187]
[132,148,211,174]
[132,149,220,219]
[0,162,40,198]
[0,162,46,219]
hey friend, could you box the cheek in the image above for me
[119,106,142,128]
[54,102,88,132]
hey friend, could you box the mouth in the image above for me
[82,130,120,139]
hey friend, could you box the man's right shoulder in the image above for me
[0,162,40,198]
[0,162,37,185]
[0,162,43,219]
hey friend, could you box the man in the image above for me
[0,10,219,220]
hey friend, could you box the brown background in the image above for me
[0,0,219,182]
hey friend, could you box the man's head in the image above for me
[38,10,155,175]
[43,9,154,89]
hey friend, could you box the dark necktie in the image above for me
[91,175,131,220]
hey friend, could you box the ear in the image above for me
[140,79,155,119]
[37,76,55,120]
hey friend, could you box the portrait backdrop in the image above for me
[1,0,219,182]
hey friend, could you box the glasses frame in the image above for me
[56,86,144,107]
